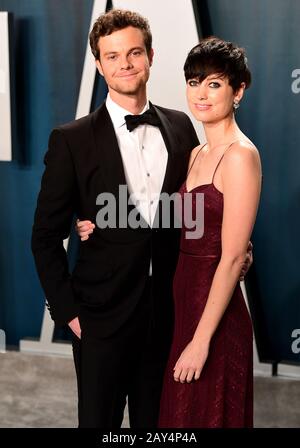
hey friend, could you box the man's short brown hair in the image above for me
[89,9,152,60]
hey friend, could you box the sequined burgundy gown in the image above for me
[158,146,253,428]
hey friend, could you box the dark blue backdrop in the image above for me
[0,0,299,365]
[0,0,94,345]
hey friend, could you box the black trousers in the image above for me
[72,278,172,428]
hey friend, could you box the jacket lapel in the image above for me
[91,103,127,198]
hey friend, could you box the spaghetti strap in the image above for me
[211,140,245,184]
[187,143,207,178]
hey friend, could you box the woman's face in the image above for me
[186,74,244,124]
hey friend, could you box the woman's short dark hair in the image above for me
[89,9,152,60]
[184,37,251,91]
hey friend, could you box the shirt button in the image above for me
[147,173,150,177]
[150,200,154,205]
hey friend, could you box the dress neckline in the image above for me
[184,181,223,196]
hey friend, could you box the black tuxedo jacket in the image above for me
[31,103,199,338]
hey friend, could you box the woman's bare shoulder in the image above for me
[221,140,262,185]
[224,139,260,164]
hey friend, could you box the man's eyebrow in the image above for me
[128,46,145,53]
[103,47,144,56]
[103,51,118,56]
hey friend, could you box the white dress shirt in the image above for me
[106,93,168,228]
[106,94,168,275]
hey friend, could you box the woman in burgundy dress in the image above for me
[158,37,261,428]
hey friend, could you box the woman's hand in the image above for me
[76,219,95,241]
[173,339,209,383]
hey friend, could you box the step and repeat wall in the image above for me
[0,0,299,366]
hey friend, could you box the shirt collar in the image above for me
[106,93,150,129]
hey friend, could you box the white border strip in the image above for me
[0,12,12,161]
[75,0,107,119]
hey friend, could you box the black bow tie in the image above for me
[125,107,161,132]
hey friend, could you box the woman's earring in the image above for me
[233,100,240,110]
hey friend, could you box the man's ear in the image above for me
[149,48,154,67]
[96,59,104,76]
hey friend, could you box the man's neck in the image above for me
[109,89,147,115]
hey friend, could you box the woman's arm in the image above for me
[173,141,262,383]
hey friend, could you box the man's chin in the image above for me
[114,81,146,96]
[123,89,141,96]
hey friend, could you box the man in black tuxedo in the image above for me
[32,9,249,428]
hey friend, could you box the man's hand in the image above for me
[76,219,95,241]
[240,241,253,281]
[68,317,81,339]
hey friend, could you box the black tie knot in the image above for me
[125,107,161,132]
